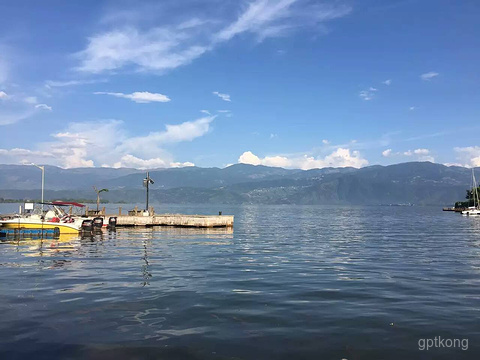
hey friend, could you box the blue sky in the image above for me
[0,0,479,169]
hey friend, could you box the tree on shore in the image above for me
[455,186,480,208]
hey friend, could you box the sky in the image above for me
[0,0,479,170]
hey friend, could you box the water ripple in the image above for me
[1,205,479,359]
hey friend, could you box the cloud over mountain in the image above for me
[238,147,368,169]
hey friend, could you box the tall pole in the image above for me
[143,172,154,212]
[32,163,45,212]
[41,166,44,211]
[146,171,149,211]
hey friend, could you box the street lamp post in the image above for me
[143,172,154,212]
[31,163,45,212]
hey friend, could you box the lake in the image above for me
[0,204,479,359]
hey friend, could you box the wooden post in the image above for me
[85,206,89,216]
[102,206,106,215]
[119,207,122,216]
[134,205,138,215]
[149,206,154,216]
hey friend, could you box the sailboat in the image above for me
[462,169,480,216]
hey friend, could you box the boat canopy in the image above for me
[39,201,86,208]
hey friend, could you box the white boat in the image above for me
[462,170,480,216]
[0,202,87,234]
[462,207,480,216]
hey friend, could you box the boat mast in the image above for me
[474,169,479,209]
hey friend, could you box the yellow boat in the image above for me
[0,216,83,234]
[0,202,86,234]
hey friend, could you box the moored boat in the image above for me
[0,202,86,234]
[462,207,480,216]
[462,169,480,216]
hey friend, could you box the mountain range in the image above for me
[0,162,474,206]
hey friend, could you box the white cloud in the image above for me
[0,109,37,126]
[35,104,52,111]
[383,79,392,85]
[270,133,277,139]
[171,161,195,168]
[45,79,108,88]
[420,71,439,81]
[409,106,415,111]
[404,148,430,157]
[0,61,52,124]
[24,96,38,104]
[238,151,262,165]
[421,156,435,162]
[0,86,53,125]
[453,146,480,168]
[63,149,95,168]
[360,83,386,100]
[238,147,368,170]
[114,156,195,169]
[113,154,167,169]
[76,1,351,74]
[94,91,170,103]
[216,0,298,41]
[238,151,292,167]
[217,109,233,117]
[0,148,54,158]
[113,156,195,170]
[382,149,392,157]
[316,148,369,168]
[216,0,351,42]
[77,25,210,73]
[322,139,329,145]
[213,91,231,102]
[45,120,125,168]
[382,148,434,162]
[200,109,211,115]
[359,89,375,101]
[443,162,464,167]
[120,115,215,158]
[0,97,50,125]
[413,148,434,162]
[413,148,429,155]
[0,115,213,168]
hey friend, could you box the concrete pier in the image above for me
[113,214,234,228]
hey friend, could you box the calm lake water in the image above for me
[1,204,479,359]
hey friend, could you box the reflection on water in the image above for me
[0,205,479,359]
[154,226,233,236]
[141,239,152,287]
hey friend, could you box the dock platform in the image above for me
[113,214,234,228]
[443,207,465,212]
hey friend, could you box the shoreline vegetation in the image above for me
[454,186,480,208]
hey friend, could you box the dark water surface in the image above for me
[1,204,479,359]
